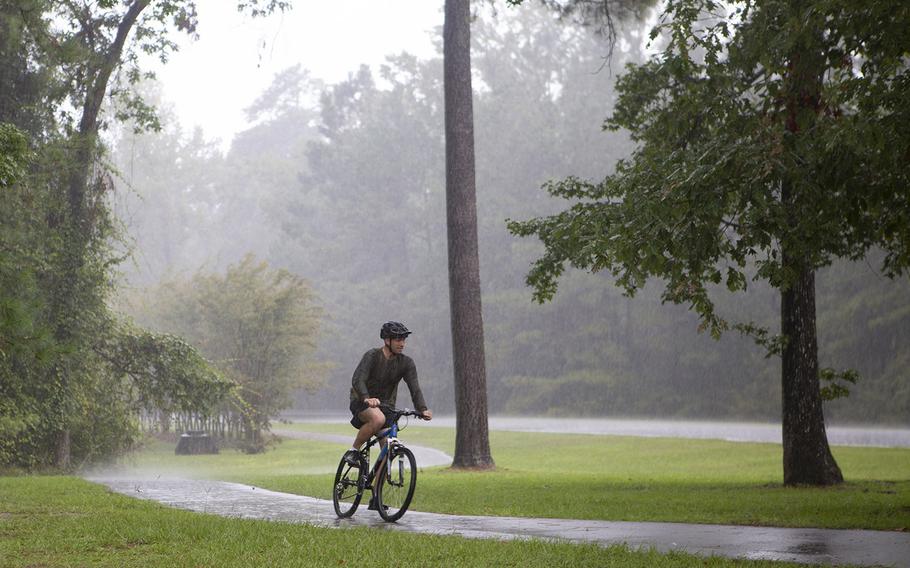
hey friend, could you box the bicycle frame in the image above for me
[333,406,422,521]
[361,420,402,487]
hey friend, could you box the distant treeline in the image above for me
[114,6,909,425]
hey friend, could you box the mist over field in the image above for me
[111,5,910,426]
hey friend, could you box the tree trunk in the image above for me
[775,0,842,486]
[443,0,493,469]
[780,258,843,486]
[54,429,71,469]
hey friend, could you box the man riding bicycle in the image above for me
[345,321,432,510]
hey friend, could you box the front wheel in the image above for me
[332,453,364,518]
[376,446,416,522]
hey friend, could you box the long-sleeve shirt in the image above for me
[349,347,428,412]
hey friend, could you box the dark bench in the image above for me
[175,430,219,455]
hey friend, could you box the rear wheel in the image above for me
[332,453,364,518]
[377,446,416,522]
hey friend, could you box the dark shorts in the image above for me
[349,399,393,429]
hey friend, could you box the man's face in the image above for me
[388,336,407,354]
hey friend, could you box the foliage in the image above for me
[99,322,233,417]
[109,4,910,424]
[0,123,56,467]
[507,0,910,403]
[0,1,61,141]
[27,0,292,135]
[508,0,910,326]
[506,0,910,485]
[0,0,291,469]
[0,122,29,186]
[271,6,643,414]
[505,0,659,64]
[1,131,229,467]
[135,255,325,451]
[818,367,858,401]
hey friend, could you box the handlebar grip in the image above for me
[376,405,428,419]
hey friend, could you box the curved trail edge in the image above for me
[88,432,909,567]
[88,476,910,568]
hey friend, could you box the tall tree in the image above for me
[444,0,494,468]
[50,0,152,467]
[5,0,289,468]
[509,0,910,485]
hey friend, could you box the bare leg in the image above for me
[352,407,387,506]
[353,407,385,450]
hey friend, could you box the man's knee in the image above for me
[359,408,385,431]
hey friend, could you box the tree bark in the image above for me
[780,257,843,485]
[54,428,71,469]
[443,0,494,469]
[774,0,843,486]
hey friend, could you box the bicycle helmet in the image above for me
[380,321,412,339]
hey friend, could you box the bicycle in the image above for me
[332,406,425,522]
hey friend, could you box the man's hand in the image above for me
[365,398,380,408]
[420,409,433,420]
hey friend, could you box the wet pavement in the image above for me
[88,473,910,567]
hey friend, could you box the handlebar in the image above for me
[378,404,429,420]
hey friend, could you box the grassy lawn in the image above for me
[0,476,812,568]
[118,436,343,478]
[129,421,910,531]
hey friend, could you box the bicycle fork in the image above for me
[361,438,399,492]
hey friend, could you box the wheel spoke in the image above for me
[332,454,364,517]
[377,447,416,522]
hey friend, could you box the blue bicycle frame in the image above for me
[333,405,423,521]
[374,422,399,463]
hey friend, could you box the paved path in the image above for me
[285,416,910,448]
[88,474,910,567]
[420,417,910,448]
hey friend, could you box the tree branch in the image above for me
[78,0,150,136]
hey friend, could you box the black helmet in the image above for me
[380,321,412,339]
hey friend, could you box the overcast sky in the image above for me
[152,0,443,146]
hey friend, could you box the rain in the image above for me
[2,1,909,566]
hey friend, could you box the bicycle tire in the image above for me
[332,454,364,518]
[376,446,416,522]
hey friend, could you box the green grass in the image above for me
[110,423,910,530]
[0,476,813,567]
[118,437,343,478]
[190,421,910,531]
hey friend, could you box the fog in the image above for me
[111,4,910,426]
[150,0,441,146]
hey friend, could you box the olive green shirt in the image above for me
[349,347,427,412]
